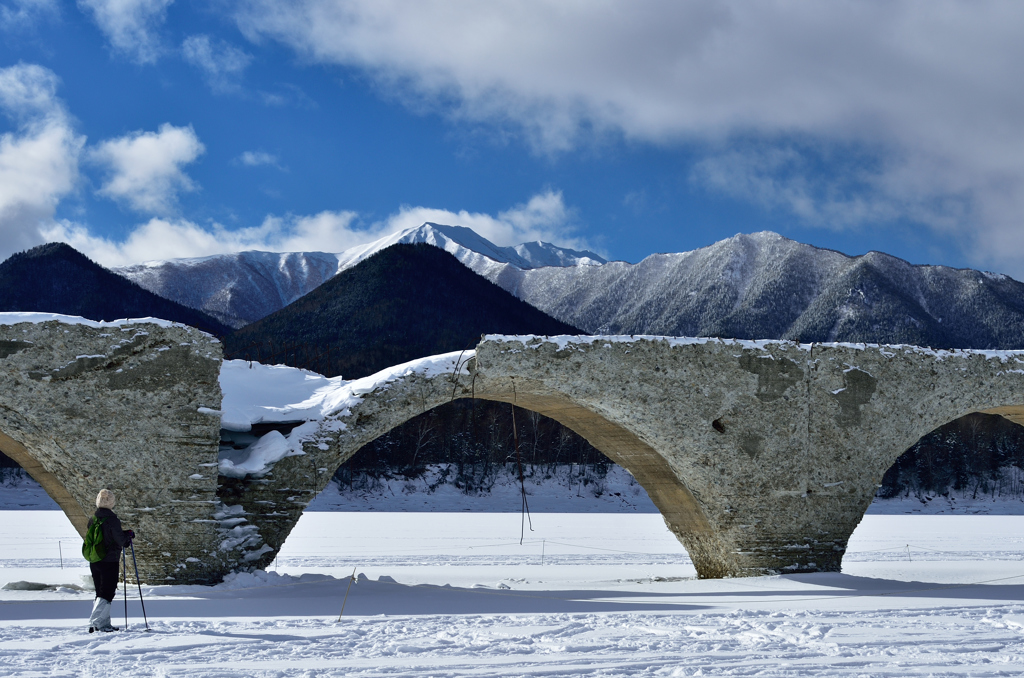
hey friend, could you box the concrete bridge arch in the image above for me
[0,405,91,534]
[2,317,1023,583]
[233,336,1024,580]
[221,351,723,576]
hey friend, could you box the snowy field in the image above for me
[0,512,1023,676]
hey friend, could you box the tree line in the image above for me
[334,400,614,496]
[340,407,1024,502]
[878,412,1024,500]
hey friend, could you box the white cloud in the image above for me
[182,34,252,92]
[0,64,84,261]
[1,0,58,32]
[44,211,369,266]
[255,210,370,253]
[234,0,1024,276]
[0,61,61,119]
[78,0,173,64]
[237,150,279,167]
[91,123,204,215]
[691,145,906,230]
[41,190,581,266]
[43,211,353,266]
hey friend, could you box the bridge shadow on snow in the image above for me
[0,577,707,621]
[5,571,1024,622]
[782,571,1024,603]
[145,576,711,617]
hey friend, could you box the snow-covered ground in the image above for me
[1,511,1024,676]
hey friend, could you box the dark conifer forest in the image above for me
[222,243,581,379]
[878,413,1024,500]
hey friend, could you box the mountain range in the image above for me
[0,242,231,337]
[114,224,605,328]
[117,223,1024,350]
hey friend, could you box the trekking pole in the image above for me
[128,542,150,631]
[122,547,128,631]
[336,567,357,621]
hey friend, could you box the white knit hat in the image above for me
[96,489,115,509]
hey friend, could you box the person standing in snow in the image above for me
[87,489,134,633]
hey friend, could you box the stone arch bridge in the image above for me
[1,316,1022,583]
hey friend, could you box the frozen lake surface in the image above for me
[0,511,1023,676]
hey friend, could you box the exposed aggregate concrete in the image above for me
[0,320,229,583]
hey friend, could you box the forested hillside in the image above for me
[223,243,581,379]
[0,243,230,337]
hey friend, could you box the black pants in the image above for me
[90,560,120,602]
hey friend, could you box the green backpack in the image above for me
[82,517,107,563]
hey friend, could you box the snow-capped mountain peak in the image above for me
[334,223,606,273]
[508,240,607,268]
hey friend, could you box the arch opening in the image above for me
[463,389,713,535]
[843,405,1024,581]
[832,399,1024,578]
[0,429,87,536]
[328,399,636,509]
[873,409,1024,513]
[238,378,723,578]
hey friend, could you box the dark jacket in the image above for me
[89,508,129,563]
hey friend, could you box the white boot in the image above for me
[87,597,106,632]
[88,598,117,632]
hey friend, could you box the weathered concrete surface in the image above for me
[3,322,1024,582]
[240,337,1024,579]
[0,319,230,583]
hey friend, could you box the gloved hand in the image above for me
[124,529,135,542]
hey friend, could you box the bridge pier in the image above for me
[0,318,236,584]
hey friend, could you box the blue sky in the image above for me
[1,1,1022,278]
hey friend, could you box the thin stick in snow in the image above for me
[510,378,534,545]
[337,567,357,621]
